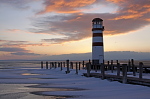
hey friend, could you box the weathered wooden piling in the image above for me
[128,60,131,72]
[95,64,97,72]
[117,63,120,77]
[76,62,78,74]
[58,62,60,67]
[41,61,43,69]
[139,62,143,79]
[60,62,63,71]
[122,64,127,84]
[82,61,85,68]
[107,61,110,70]
[86,63,91,77]
[63,62,65,67]
[131,59,136,76]
[49,62,51,69]
[111,60,113,73]
[89,59,91,63]
[46,61,48,69]
[116,60,119,64]
[66,60,70,74]
[70,62,73,69]
[101,63,105,80]
[79,62,81,70]
[104,62,107,70]
[52,62,54,68]
[54,62,57,68]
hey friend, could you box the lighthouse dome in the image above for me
[92,18,103,22]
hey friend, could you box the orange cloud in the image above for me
[113,14,143,20]
[145,18,150,21]
[38,0,96,14]
[31,0,150,44]
[110,1,150,20]
[106,0,125,3]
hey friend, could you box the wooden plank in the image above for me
[83,73,150,84]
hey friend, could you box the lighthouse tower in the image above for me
[92,18,104,64]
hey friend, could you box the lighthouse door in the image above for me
[99,55,103,64]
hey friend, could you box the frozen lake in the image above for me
[0,61,150,99]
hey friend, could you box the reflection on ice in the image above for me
[22,73,41,75]
[0,84,82,99]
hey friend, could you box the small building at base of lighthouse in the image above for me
[92,18,104,64]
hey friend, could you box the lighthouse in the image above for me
[92,18,104,64]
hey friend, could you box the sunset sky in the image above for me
[0,0,150,60]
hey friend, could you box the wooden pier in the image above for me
[83,73,150,86]
[40,59,150,86]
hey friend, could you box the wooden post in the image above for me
[128,60,131,72]
[95,64,97,72]
[111,60,113,73]
[107,61,110,70]
[54,62,57,68]
[89,59,91,63]
[101,63,105,80]
[104,62,107,71]
[58,62,60,67]
[46,61,48,69]
[122,64,127,84]
[117,63,120,77]
[86,63,91,77]
[41,61,43,69]
[79,62,81,70]
[63,62,65,67]
[131,59,136,76]
[139,62,143,79]
[71,62,73,69]
[60,62,63,71]
[116,60,119,64]
[52,62,54,68]
[76,62,78,74]
[82,61,85,69]
[51,62,53,68]
[70,62,72,69]
[66,60,70,74]
[49,62,51,69]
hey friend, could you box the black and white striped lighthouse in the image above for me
[92,18,104,64]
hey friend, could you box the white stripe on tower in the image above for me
[92,18,104,64]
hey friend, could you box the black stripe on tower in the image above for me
[93,33,103,37]
[92,42,103,46]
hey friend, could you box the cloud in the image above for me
[0,47,28,52]
[110,0,150,20]
[30,0,150,43]
[32,12,150,43]
[0,40,45,47]
[2,0,149,44]
[0,0,33,9]
[0,47,40,56]
[38,0,97,14]
[11,52,40,55]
